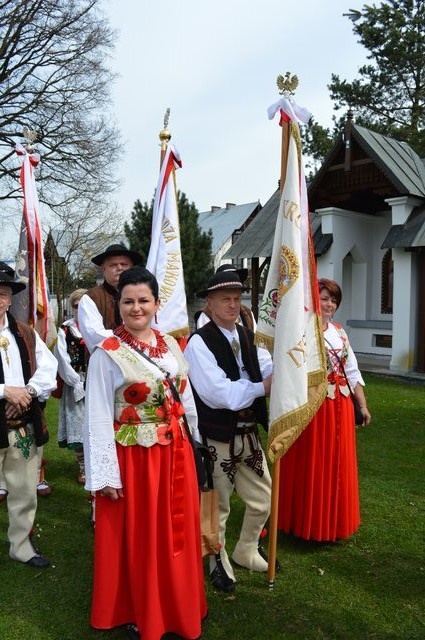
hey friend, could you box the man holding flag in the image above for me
[11,142,59,498]
[0,267,57,567]
[185,269,273,592]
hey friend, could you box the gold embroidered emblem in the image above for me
[279,245,299,299]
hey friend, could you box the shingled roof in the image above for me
[226,122,425,260]
[197,201,261,254]
[224,189,332,260]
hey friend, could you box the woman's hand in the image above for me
[98,486,124,500]
[354,383,371,427]
[359,405,371,427]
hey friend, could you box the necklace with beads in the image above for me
[114,325,168,359]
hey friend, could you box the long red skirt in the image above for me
[90,438,207,640]
[277,391,360,541]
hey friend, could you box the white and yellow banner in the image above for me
[256,119,327,463]
[146,144,189,338]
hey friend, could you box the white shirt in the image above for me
[78,293,114,354]
[0,315,58,400]
[184,325,273,411]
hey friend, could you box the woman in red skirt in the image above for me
[278,278,371,542]
[84,266,207,639]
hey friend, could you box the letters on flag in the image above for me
[12,144,55,346]
[256,107,327,463]
[146,144,189,338]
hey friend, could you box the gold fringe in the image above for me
[267,378,327,463]
[167,327,189,339]
[254,331,274,353]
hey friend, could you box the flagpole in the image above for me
[147,110,189,344]
[267,72,299,590]
[159,107,171,167]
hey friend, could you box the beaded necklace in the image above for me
[114,324,168,359]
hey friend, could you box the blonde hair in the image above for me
[69,288,88,307]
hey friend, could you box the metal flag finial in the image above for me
[276,72,299,97]
[163,107,170,130]
[22,127,38,153]
[159,108,172,149]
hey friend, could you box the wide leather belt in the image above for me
[237,408,255,421]
[235,423,257,435]
[6,411,31,430]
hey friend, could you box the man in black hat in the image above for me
[185,269,273,592]
[78,243,143,353]
[0,267,57,567]
[195,264,256,331]
[0,262,53,501]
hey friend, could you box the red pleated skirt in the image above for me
[90,438,207,640]
[277,391,360,541]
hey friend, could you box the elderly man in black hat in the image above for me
[195,264,256,331]
[0,266,57,567]
[185,269,273,592]
[78,243,143,353]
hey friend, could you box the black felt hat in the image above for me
[196,270,244,298]
[91,243,143,266]
[0,269,26,294]
[216,263,248,284]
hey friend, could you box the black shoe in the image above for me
[26,554,50,568]
[126,623,140,639]
[258,543,281,573]
[210,564,235,592]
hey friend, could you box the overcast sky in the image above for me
[1,0,369,256]
[104,0,368,218]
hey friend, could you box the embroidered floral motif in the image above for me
[179,377,187,395]
[244,448,264,477]
[115,423,139,446]
[114,422,172,448]
[103,340,184,449]
[102,336,120,351]
[13,428,34,459]
[123,382,151,405]
[119,406,141,425]
[221,453,242,484]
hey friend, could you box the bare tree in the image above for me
[0,0,122,211]
[45,194,127,322]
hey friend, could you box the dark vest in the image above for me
[62,324,87,371]
[190,321,268,442]
[87,282,120,330]
[0,313,47,449]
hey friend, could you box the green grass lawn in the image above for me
[0,373,423,639]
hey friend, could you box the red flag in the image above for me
[12,144,52,344]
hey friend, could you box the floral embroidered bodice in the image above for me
[99,334,188,448]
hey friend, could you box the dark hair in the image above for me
[318,278,342,309]
[118,266,159,300]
